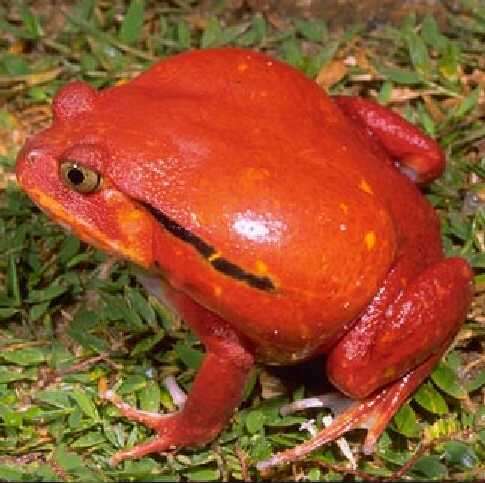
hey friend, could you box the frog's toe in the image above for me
[280,392,353,417]
[257,351,442,472]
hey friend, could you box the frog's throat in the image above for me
[142,202,276,293]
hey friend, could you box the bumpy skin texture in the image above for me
[16,48,473,468]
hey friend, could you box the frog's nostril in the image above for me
[26,148,44,164]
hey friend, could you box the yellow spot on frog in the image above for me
[364,231,377,250]
[238,63,248,72]
[208,252,221,262]
[384,367,396,378]
[339,202,349,215]
[213,286,222,297]
[255,260,268,275]
[359,179,374,195]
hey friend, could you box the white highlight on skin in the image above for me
[232,211,284,243]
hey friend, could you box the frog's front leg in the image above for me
[104,289,254,466]
[334,96,445,184]
[258,257,472,470]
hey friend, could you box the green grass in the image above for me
[0,1,484,481]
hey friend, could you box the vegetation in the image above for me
[0,1,483,480]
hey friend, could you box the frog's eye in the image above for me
[60,161,101,193]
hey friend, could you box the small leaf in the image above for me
[58,236,81,265]
[185,468,220,481]
[118,375,147,395]
[465,370,485,392]
[404,30,430,75]
[295,19,327,43]
[0,366,37,383]
[119,0,145,45]
[70,388,99,420]
[71,431,106,448]
[378,66,421,85]
[19,4,43,39]
[53,444,83,471]
[177,21,191,49]
[200,17,223,48]
[431,362,466,399]
[130,331,164,357]
[245,409,266,434]
[174,341,204,370]
[442,441,478,468]
[413,382,448,414]
[411,455,448,479]
[28,284,68,303]
[393,403,421,437]
[139,380,160,412]
[1,347,47,366]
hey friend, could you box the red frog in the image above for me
[16,48,473,469]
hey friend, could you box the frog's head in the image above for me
[16,81,155,268]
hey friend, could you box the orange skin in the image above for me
[16,48,473,468]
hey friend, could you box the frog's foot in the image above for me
[103,289,254,466]
[334,96,445,184]
[257,354,438,471]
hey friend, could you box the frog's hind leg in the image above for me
[257,257,472,470]
[103,289,254,466]
[334,96,445,184]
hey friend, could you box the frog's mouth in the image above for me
[141,201,276,293]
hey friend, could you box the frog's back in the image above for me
[93,50,428,361]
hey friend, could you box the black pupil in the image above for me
[67,167,85,185]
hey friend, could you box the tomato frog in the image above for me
[16,48,473,469]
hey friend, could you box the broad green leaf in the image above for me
[413,382,448,414]
[1,347,47,366]
[70,388,99,420]
[431,362,466,399]
[119,0,145,45]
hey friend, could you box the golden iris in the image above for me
[60,161,101,193]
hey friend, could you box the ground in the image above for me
[0,1,484,481]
